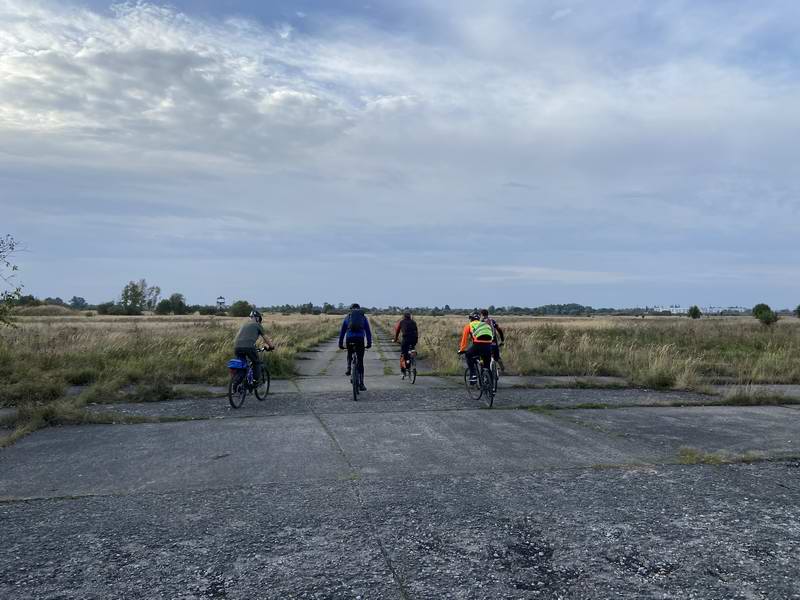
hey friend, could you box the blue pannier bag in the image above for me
[227,358,247,370]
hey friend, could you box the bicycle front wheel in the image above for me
[464,368,483,400]
[254,366,271,401]
[228,371,247,409]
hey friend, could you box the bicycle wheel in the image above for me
[228,371,247,409]
[410,359,417,384]
[482,369,495,408]
[352,357,360,401]
[254,365,270,400]
[491,361,499,394]
[464,367,483,400]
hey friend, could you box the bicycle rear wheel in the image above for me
[352,357,360,401]
[228,371,247,409]
[481,369,495,408]
[464,368,483,400]
[491,361,499,394]
[410,359,417,384]
[254,365,271,400]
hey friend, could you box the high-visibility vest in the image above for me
[470,320,494,341]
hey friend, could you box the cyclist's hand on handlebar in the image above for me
[457,350,464,355]
[339,344,345,350]
[366,343,372,349]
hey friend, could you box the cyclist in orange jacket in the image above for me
[458,310,494,383]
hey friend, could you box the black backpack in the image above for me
[348,309,365,333]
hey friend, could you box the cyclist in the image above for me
[480,308,506,373]
[233,310,275,385]
[393,311,418,377]
[338,303,372,391]
[458,310,494,384]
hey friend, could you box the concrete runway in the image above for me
[2,332,800,599]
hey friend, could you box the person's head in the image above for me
[403,311,411,319]
[480,309,489,318]
[350,303,360,310]
[468,310,480,321]
[249,309,263,324]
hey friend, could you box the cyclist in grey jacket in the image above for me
[234,310,274,382]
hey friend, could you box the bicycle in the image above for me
[227,347,272,409]
[461,353,495,408]
[402,347,417,384]
[349,348,363,402]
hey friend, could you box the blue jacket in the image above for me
[339,314,372,346]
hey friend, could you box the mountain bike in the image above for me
[461,353,495,408]
[350,349,363,401]
[227,347,272,409]
[403,347,417,384]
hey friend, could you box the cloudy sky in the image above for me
[2,0,799,308]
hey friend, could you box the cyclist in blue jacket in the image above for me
[338,303,372,391]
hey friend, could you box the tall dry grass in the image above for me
[0,314,340,408]
[375,314,800,389]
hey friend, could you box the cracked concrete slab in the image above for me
[561,405,800,458]
[0,416,352,499]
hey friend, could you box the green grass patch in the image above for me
[678,446,767,465]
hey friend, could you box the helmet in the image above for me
[468,311,480,321]
[403,311,411,319]
[350,303,360,310]
[249,310,263,323]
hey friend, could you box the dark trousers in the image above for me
[465,343,492,378]
[346,338,365,378]
[235,347,262,381]
[400,338,417,368]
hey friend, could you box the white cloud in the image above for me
[2,0,800,304]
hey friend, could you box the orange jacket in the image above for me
[459,321,493,352]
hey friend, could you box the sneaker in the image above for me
[359,383,367,391]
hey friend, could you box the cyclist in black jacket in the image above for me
[480,308,506,373]
[393,311,418,376]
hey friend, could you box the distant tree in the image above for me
[145,284,161,311]
[119,281,146,315]
[69,296,88,310]
[97,301,121,315]
[16,294,40,306]
[752,303,779,327]
[688,305,701,319]
[1,234,22,326]
[169,293,188,315]
[322,302,335,314]
[44,297,65,306]
[795,305,800,319]
[443,304,451,312]
[155,298,173,315]
[229,300,252,317]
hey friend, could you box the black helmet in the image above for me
[468,311,480,321]
[249,309,263,323]
[403,311,411,319]
[350,303,360,310]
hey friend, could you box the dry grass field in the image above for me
[374,314,800,389]
[3,312,800,446]
[0,314,341,445]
